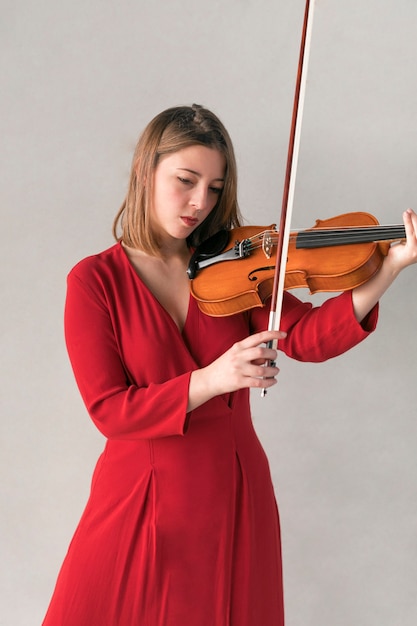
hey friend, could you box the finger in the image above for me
[251,367,279,389]
[236,357,278,385]
[238,330,287,350]
[243,345,278,366]
[404,209,417,240]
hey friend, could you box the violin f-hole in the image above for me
[248,266,276,282]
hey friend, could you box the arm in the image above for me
[247,287,378,364]
[352,209,417,322]
[65,270,192,440]
[65,260,283,434]
[187,277,379,408]
[246,210,417,363]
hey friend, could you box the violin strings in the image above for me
[246,225,405,251]
[296,225,405,248]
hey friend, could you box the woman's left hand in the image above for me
[387,208,417,272]
[351,208,417,323]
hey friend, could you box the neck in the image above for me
[123,239,190,265]
[158,237,189,261]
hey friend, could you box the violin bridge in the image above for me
[262,232,273,259]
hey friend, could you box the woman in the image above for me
[42,104,417,626]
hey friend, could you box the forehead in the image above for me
[158,145,226,178]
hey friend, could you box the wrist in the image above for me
[187,367,218,412]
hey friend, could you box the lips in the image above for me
[181,216,198,227]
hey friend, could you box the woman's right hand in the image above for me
[187,330,286,411]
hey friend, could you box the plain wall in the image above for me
[1,1,416,624]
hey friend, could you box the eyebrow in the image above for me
[177,167,225,182]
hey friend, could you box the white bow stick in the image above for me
[262,0,316,396]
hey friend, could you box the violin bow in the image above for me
[262,0,315,396]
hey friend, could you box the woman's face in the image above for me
[150,144,226,245]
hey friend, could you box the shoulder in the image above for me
[66,243,135,306]
[68,243,125,283]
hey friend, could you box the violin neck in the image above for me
[295,224,406,249]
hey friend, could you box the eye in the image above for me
[209,186,223,195]
[178,176,192,185]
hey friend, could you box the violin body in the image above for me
[190,223,278,317]
[189,212,405,317]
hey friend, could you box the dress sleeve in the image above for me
[249,290,378,362]
[64,269,192,441]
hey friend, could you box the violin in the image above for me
[187,211,406,317]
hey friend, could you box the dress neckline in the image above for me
[118,242,194,336]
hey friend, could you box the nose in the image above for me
[190,186,209,213]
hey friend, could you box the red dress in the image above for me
[42,243,377,626]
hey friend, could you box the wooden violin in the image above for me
[187,212,406,317]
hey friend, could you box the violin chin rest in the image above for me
[187,229,229,279]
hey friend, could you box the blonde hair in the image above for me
[113,104,242,255]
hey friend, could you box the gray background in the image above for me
[1,1,416,624]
